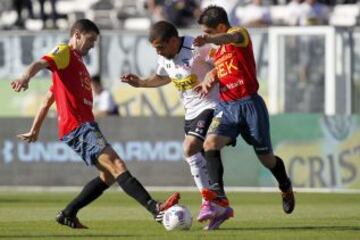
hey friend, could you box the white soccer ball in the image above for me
[162,204,193,231]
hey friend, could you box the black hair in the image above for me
[148,21,179,43]
[91,74,101,85]
[70,19,100,36]
[198,5,230,28]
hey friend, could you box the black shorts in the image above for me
[184,109,214,141]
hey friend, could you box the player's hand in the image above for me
[16,131,39,143]
[194,82,209,98]
[11,78,29,92]
[204,70,218,87]
[121,74,141,87]
[194,35,208,47]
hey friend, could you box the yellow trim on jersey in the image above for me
[45,43,70,70]
[208,48,217,58]
[227,27,249,48]
[171,74,198,91]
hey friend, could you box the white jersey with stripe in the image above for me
[156,36,218,120]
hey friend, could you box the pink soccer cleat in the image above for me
[197,200,216,222]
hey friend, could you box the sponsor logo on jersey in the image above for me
[171,74,198,91]
[220,80,244,92]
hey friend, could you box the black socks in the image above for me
[116,171,158,215]
[270,156,292,191]
[204,150,226,198]
[64,176,109,217]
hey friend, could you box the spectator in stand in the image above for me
[166,0,200,28]
[91,75,119,117]
[298,0,330,25]
[146,0,166,22]
[284,0,303,26]
[146,0,200,28]
[38,0,59,29]
[13,0,34,29]
[200,0,241,25]
[237,0,272,27]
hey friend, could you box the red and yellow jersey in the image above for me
[42,43,94,138]
[212,27,259,102]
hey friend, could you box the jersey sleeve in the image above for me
[41,43,71,71]
[227,27,250,48]
[155,58,168,76]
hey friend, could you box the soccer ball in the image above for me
[162,204,192,231]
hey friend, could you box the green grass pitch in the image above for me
[0,191,359,240]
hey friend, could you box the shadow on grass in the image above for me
[221,226,360,232]
[0,234,139,238]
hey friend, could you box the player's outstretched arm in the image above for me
[17,90,54,143]
[194,31,245,46]
[11,59,49,92]
[121,74,171,88]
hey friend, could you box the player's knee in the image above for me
[183,141,200,157]
[203,138,218,151]
[100,146,128,177]
[100,172,115,186]
[111,159,127,176]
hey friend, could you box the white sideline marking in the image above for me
[0,186,359,194]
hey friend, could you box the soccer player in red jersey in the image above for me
[194,6,295,230]
[11,19,179,229]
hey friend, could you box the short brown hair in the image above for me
[70,19,100,36]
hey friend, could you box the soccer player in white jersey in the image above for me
[121,21,229,227]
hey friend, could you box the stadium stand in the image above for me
[329,4,360,26]
[0,0,359,30]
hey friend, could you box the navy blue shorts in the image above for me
[207,95,273,155]
[61,122,109,166]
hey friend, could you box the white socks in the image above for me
[186,152,210,196]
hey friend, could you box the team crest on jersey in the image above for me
[175,73,183,79]
[208,48,216,58]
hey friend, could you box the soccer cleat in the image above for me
[281,188,295,214]
[56,210,88,229]
[154,192,181,223]
[204,206,234,231]
[201,188,229,207]
[197,200,216,222]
